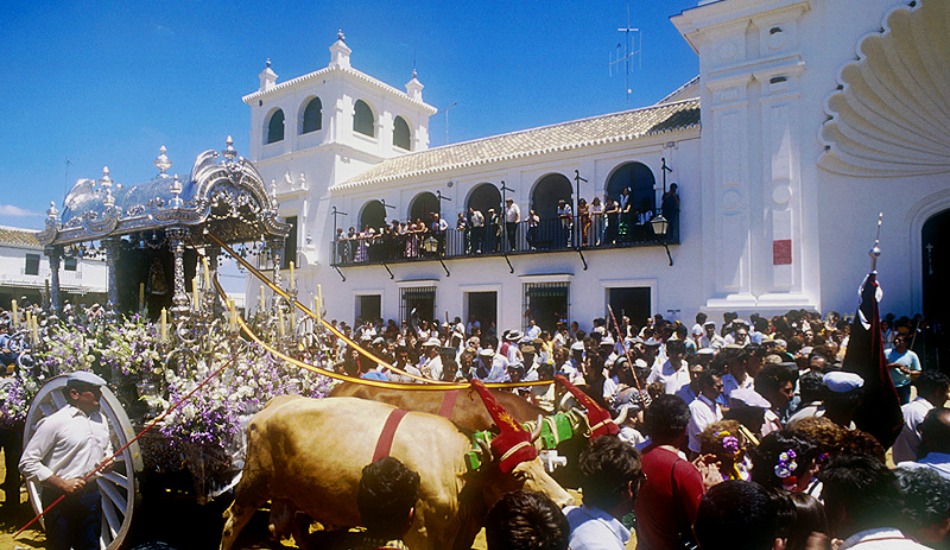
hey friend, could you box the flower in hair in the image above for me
[721,436,740,455]
[774,449,798,480]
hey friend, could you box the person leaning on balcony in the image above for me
[662,182,680,241]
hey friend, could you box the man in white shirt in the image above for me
[699,321,726,350]
[892,370,950,463]
[646,339,690,395]
[503,198,521,252]
[469,207,485,254]
[420,338,444,381]
[20,372,114,550]
[686,372,724,454]
[565,436,642,550]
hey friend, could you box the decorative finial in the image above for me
[47,201,59,219]
[266,58,272,68]
[337,29,345,42]
[100,166,112,188]
[170,174,183,208]
[223,135,237,161]
[412,67,418,79]
[868,212,883,272]
[154,145,172,175]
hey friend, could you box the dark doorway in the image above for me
[606,162,656,212]
[607,287,652,331]
[468,183,501,218]
[467,291,497,338]
[356,295,381,325]
[922,209,950,373]
[360,200,387,230]
[409,192,439,223]
[531,173,573,220]
[524,283,569,334]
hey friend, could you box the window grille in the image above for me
[400,287,436,325]
[522,282,570,333]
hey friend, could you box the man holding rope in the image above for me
[20,372,113,550]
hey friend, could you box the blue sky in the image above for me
[0,1,699,229]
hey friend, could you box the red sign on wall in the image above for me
[773,239,792,265]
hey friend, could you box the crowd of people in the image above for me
[3,298,948,549]
[324,307,948,549]
[332,185,681,264]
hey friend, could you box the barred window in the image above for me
[523,282,570,333]
[400,287,436,326]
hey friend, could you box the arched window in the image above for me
[360,200,387,230]
[266,109,285,144]
[409,191,438,222]
[301,97,322,134]
[467,183,502,218]
[531,173,572,220]
[393,116,412,150]
[354,100,375,137]
[606,162,656,213]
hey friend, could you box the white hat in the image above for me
[422,337,441,347]
[642,338,662,347]
[479,348,495,357]
[703,321,716,328]
[506,330,524,342]
[66,371,107,388]
[372,336,385,346]
[823,371,864,393]
[570,341,585,352]
[600,336,615,347]
[729,388,771,409]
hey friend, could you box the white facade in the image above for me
[0,226,107,307]
[245,0,950,330]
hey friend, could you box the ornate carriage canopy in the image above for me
[37,138,290,248]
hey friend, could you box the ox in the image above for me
[219,395,572,550]
[329,381,548,433]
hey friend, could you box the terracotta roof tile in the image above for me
[332,98,701,190]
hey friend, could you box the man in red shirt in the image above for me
[635,395,706,549]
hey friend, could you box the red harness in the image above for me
[438,389,460,419]
[372,409,409,462]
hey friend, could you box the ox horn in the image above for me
[613,405,628,426]
[476,436,493,462]
[530,414,543,442]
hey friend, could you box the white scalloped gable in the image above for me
[819,0,950,178]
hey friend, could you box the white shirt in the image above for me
[891,396,934,463]
[423,355,444,381]
[20,404,113,484]
[647,359,690,395]
[505,203,521,223]
[722,372,753,398]
[839,528,930,549]
[687,394,723,453]
[897,453,950,481]
[565,505,629,550]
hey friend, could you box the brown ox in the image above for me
[219,395,572,550]
[329,381,549,433]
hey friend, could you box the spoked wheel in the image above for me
[23,374,144,549]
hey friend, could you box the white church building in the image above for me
[242,0,949,335]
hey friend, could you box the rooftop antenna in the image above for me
[609,0,642,104]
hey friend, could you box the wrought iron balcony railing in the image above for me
[330,213,679,267]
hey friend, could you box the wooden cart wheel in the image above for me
[23,374,144,549]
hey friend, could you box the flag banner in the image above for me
[842,272,902,448]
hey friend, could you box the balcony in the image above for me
[330,213,679,268]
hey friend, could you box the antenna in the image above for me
[609,0,642,104]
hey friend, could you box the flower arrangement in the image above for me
[774,448,799,487]
[4,310,336,498]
